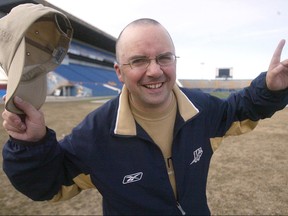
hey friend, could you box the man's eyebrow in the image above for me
[158,51,174,56]
[127,52,174,61]
[127,55,148,61]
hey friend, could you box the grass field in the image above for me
[0,99,288,215]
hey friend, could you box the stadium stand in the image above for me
[0,90,5,98]
[178,79,252,93]
[51,63,122,96]
[0,0,121,98]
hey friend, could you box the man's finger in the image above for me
[269,39,286,69]
[3,120,26,133]
[13,96,38,116]
[280,59,288,67]
[2,110,26,131]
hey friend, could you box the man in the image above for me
[2,18,288,215]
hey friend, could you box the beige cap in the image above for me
[0,3,73,114]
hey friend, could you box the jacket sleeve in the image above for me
[207,72,288,138]
[2,128,94,201]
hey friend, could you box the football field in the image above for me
[0,100,287,215]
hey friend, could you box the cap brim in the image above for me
[5,38,47,114]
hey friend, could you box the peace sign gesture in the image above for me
[266,39,288,91]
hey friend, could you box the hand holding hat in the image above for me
[2,95,47,142]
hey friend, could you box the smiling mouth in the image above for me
[144,83,163,89]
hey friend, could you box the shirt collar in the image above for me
[113,84,199,136]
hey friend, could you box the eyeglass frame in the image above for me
[120,52,179,70]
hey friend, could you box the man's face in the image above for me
[115,24,177,111]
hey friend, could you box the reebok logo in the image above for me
[190,147,203,165]
[122,172,143,184]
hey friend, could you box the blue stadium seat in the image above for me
[0,89,6,98]
[54,64,123,96]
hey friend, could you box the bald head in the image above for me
[115,18,175,63]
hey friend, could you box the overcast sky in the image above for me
[2,0,288,80]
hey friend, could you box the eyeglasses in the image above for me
[122,53,179,71]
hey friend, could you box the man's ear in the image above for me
[114,63,124,83]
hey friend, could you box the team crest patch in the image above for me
[190,147,203,165]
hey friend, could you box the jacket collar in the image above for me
[113,84,199,136]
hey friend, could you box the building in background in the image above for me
[179,67,251,94]
[0,0,122,98]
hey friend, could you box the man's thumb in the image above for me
[13,96,37,115]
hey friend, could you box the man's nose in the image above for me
[146,59,163,77]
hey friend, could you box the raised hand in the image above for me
[2,96,46,142]
[266,39,288,91]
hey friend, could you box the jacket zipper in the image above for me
[176,202,186,215]
[146,140,185,215]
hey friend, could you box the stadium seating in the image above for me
[0,89,5,98]
[54,63,123,97]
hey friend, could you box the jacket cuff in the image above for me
[9,127,52,146]
[253,72,288,101]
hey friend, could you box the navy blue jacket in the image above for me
[3,72,288,215]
